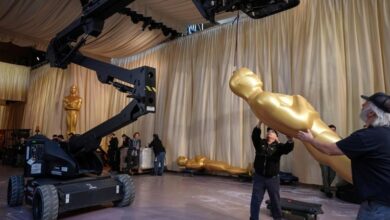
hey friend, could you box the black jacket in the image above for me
[109,137,119,150]
[149,138,165,155]
[252,127,294,177]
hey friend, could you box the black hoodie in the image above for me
[149,136,166,155]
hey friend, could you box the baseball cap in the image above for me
[361,92,390,113]
[267,127,279,136]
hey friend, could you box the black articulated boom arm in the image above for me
[47,0,135,69]
[69,53,156,155]
[46,0,156,156]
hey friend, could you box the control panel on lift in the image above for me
[24,135,78,178]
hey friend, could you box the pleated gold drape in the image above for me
[0,61,30,101]
[0,103,24,129]
[20,0,390,184]
[0,61,29,129]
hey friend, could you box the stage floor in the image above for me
[0,165,359,220]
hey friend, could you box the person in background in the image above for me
[127,132,141,174]
[122,134,130,147]
[297,92,390,219]
[319,124,337,198]
[34,126,40,135]
[68,132,75,139]
[57,134,68,151]
[149,134,166,176]
[119,134,130,173]
[108,133,119,172]
[52,134,58,142]
[57,134,64,142]
[15,137,26,166]
[250,121,294,220]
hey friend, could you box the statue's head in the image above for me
[177,156,188,166]
[70,85,78,95]
[229,68,263,101]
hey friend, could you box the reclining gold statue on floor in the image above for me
[229,67,352,183]
[177,155,251,175]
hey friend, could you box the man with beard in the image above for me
[297,92,390,219]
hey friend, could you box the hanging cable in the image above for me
[234,11,240,68]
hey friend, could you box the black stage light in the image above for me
[162,26,173,36]
[148,21,163,30]
[192,0,300,23]
[169,30,179,40]
[141,17,152,31]
[130,11,141,23]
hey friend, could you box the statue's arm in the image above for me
[297,130,343,155]
[76,98,82,109]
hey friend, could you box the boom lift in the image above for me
[7,1,156,219]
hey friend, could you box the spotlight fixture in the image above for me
[141,17,152,31]
[148,21,163,30]
[162,26,173,36]
[169,30,179,40]
[193,0,300,23]
[119,8,181,40]
[130,11,142,23]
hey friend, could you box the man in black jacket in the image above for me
[108,133,119,172]
[149,134,166,176]
[250,121,294,220]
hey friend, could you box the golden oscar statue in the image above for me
[63,85,82,136]
[229,67,352,183]
[177,155,251,175]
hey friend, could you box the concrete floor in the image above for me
[0,165,359,220]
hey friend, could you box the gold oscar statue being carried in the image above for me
[229,67,352,183]
[63,85,82,136]
[177,155,251,175]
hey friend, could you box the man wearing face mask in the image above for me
[297,92,390,219]
[250,121,294,220]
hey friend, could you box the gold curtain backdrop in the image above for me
[0,61,29,129]
[0,103,24,129]
[0,61,30,101]
[15,0,390,184]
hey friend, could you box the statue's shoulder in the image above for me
[291,94,317,110]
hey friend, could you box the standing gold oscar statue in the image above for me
[229,67,352,183]
[63,85,82,137]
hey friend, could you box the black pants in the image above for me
[108,149,120,171]
[320,164,336,193]
[250,173,282,220]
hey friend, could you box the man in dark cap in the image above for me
[297,92,390,219]
[250,121,294,220]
